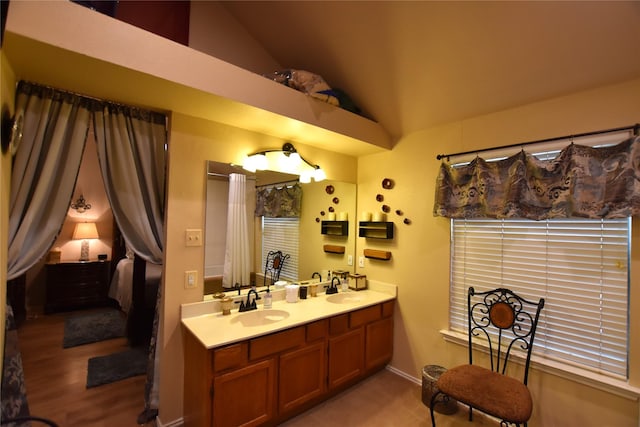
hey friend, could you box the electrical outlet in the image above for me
[185,270,197,289]
[359,256,365,268]
[185,229,202,247]
[348,255,353,266]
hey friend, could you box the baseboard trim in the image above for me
[385,364,421,386]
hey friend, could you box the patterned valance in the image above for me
[433,136,640,220]
[255,183,302,218]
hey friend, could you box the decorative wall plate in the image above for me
[382,178,394,189]
[333,197,339,204]
[325,185,335,194]
[376,194,384,202]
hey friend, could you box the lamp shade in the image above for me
[73,222,99,240]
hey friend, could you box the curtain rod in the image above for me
[207,172,256,181]
[436,123,640,161]
[256,179,299,189]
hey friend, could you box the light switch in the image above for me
[185,229,202,247]
[348,255,353,266]
[185,270,197,289]
[359,256,365,268]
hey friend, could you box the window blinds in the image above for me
[450,217,630,378]
[262,217,299,281]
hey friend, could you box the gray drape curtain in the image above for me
[433,136,640,220]
[8,82,91,280]
[92,104,166,421]
[93,105,166,264]
[6,81,166,422]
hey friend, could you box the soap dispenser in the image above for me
[263,289,272,309]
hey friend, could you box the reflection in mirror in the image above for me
[204,161,356,299]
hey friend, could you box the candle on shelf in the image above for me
[361,212,372,222]
[372,212,386,222]
[327,212,336,221]
[338,212,348,221]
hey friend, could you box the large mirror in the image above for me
[204,161,356,298]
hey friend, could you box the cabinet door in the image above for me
[365,316,394,370]
[213,358,276,427]
[328,327,364,390]
[278,341,326,415]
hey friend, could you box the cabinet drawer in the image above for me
[213,342,248,373]
[350,304,381,328]
[329,314,349,336]
[306,319,327,342]
[250,326,305,360]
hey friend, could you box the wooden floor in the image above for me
[15,309,496,427]
[16,309,154,427]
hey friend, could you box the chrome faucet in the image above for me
[326,277,340,295]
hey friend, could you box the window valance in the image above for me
[433,136,640,220]
[255,183,302,218]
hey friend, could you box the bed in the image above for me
[108,257,162,314]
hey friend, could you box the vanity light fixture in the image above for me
[242,142,326,182]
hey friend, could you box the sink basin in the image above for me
[231,309,290,327]
[326,293,365,304]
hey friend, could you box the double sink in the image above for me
[181,282,397,350]
[231,292,367,327]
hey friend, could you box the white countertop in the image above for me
[181,280,397,349]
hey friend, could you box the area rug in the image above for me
[86,347,148,388]
[63,309,125,348]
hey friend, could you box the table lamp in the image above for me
[73,222,99,261]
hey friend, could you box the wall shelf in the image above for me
[321,221,349,236]
[358,221,394,239]
[363,249,392,261]
[323,245,345,254]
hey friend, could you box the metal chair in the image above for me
[430,287,545,427]
[263,250,290,288]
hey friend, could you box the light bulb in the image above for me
[313,167,326,182]
[299,171,312,183]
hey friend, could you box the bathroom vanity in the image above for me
[181,283,396,427]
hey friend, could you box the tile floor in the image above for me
[281,368,495,427]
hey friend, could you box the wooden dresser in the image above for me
[45,261,111,313]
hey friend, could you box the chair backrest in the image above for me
[467,287,545,385]
[263,250,290,286]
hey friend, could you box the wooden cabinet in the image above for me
[365,316,394,371]
[213,359,276,427]
[328,327,364,390]
[45,261,111,313]
[278,341,326,415]
[183,301,394,427]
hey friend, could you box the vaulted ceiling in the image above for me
[222,1,640,141]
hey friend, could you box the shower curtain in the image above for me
[223,173,251,288]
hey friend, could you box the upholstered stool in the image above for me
[437,364,533,423]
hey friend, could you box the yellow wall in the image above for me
[159,112,357,424]
[357,77,640,426]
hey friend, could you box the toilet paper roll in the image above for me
[361,212,372,222]
[338,212,348,221]
[327,212,336,221]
